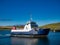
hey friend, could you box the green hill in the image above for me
[0,22,60,31]
[40,22,60,31]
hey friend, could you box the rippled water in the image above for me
[0,30,60,45]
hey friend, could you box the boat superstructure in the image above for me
[11,18,50,37]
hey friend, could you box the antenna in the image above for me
[30,14,32,21]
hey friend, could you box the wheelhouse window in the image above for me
[31,24,38,28]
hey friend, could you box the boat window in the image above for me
[30,22,36,24]
[31,24,38,28]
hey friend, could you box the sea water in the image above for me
[0,30,60,45]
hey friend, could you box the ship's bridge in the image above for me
[26,21,38,28]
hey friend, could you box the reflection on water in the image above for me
[37,37,49,45]
[0,30,60,45]
[11,37,49,45]
[0,37,49,45]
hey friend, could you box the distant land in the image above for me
[40,22,60,31]
[0,22,60,31]
[0,25,24,30]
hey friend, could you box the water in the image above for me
[0,30,60,45]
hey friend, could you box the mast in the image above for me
[30,14,32,21]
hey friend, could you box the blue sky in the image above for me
[0,0,60,26]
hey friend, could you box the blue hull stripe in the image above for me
[11,29,50,35]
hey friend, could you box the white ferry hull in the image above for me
[11,29,50,37]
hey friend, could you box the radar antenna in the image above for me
[30,14,32,21]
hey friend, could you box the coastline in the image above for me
[0,22,60,32]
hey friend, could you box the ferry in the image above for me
[11,19,50,37]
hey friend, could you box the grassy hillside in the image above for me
[0,26,12,30]
[40,22,60,31]
[0,25,24,30]
[0,22,60,31]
